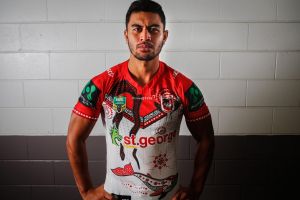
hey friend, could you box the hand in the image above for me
[82,184,115,200]
[171,186,199,200]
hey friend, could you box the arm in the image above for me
[66,113,113,200]
[187,115,215,198]
[173,116,215,200]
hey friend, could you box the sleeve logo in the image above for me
[185,83,204,112]
[79,80,100,109]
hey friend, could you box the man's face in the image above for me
[125,12,168,61]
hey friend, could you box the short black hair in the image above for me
[126,0,166,29]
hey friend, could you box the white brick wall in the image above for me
[219,108,273,134]
[0,0,299,135]
[105,52,130,67]
[0,81,24,107]
[0,108,52,135]
[77,23,127,50]
[219,0,276,21]
[197,80,247,107]
[221,52,276,79]
[24,80,78,107]
[0,53,49,79]
[21,24,77,51]
[191,23,248,50]
[248,23,300,50]
[47,0,105,22]
[161,52,219,79]
[164,23,192,50]
[0,25,20,51]
[277,0,300,21]
[50,53,106,79]
[276,52,300,79]
[0,0,47,23]
[247,80,300,106]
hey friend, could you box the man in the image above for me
[66,0,214,199]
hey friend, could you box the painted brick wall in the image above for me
[0,0,299,136]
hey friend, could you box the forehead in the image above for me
[128,11,163,27]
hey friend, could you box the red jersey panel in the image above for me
[74,60,209,123]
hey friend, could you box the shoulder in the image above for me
[161,61,193,91]
[161,63,210,121]
[91,61,126,89]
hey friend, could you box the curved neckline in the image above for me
[122,60,164,90]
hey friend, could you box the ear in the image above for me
[124,29,129,43]
[163,30,168,43]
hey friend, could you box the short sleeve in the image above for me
[183,82,210,122]
[73,79,102,120]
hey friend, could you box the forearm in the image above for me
[66,135,93,197]
[189,134,214,197]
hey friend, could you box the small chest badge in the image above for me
[113,96,126,113]
[160,89,176,113]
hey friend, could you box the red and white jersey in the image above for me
[73,60,210,199]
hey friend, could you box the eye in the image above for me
[132,26,142,32]
[148,27,160,33]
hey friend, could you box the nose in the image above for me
[140,28,151,41]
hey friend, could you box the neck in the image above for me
[128,55,160,86]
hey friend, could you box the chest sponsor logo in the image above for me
[123,131,176,148]
[113,96,126,113]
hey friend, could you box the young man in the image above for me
[67,0,214,199]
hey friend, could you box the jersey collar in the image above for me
[122,60,165,90]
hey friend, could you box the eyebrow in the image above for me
[131,24,161,28]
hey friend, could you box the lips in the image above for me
[137,42,153,49]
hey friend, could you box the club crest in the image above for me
[159,89,177,113]
[113,96,126,113]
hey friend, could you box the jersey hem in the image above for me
[186,113,211,122]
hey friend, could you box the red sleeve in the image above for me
[73,73,106,120]
[178,74,210,122]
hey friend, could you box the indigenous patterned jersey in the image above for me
[73,60,210,199]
